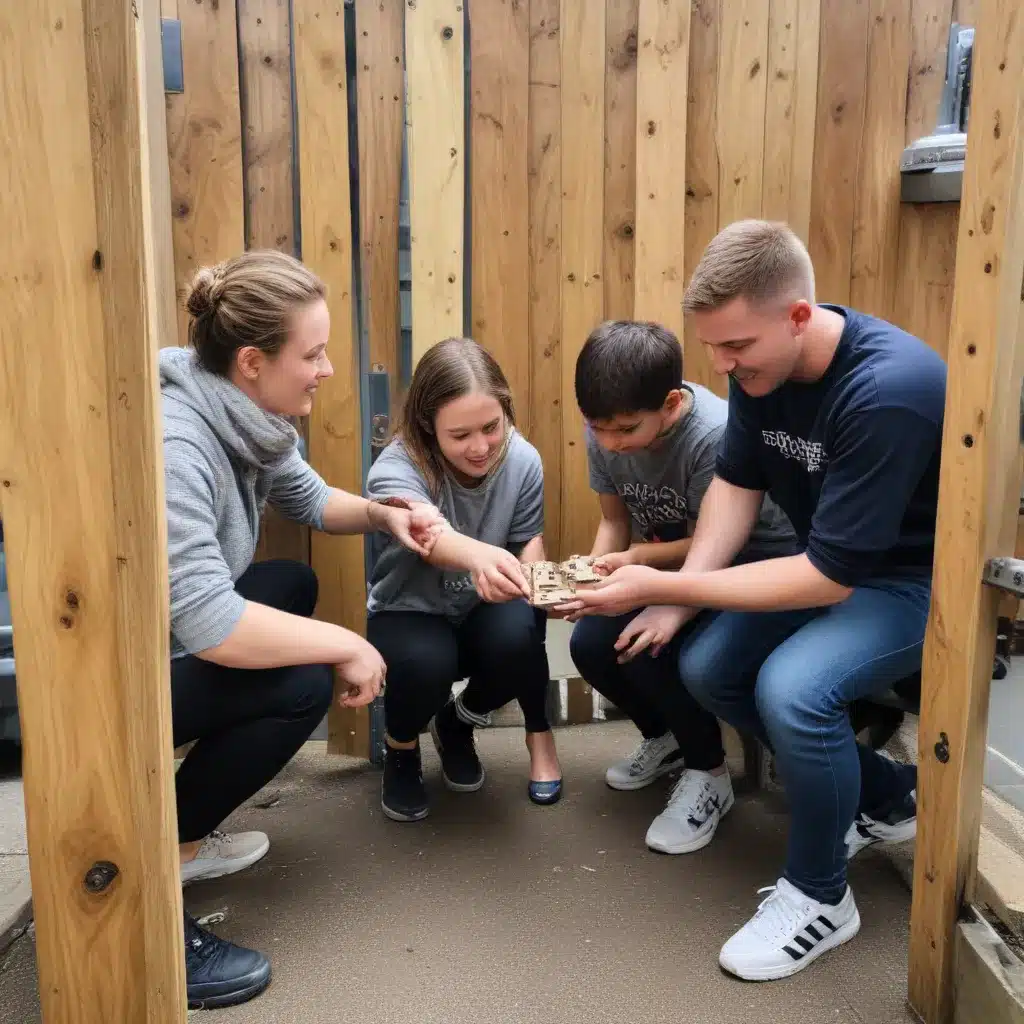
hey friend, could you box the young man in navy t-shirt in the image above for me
[561,219,946,982]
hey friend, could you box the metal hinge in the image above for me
[983,557,1024,598]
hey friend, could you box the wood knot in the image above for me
[441,25,453,40]
[65,591,80,609]
[646,120,656,136]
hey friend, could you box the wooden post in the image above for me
[0,0,186,1020]
[293,0,371,760]
[908,2,1024,1021]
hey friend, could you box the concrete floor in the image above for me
[1,722,917,1024]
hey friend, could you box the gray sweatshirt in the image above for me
[160,346,330,659]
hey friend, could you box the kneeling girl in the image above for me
[366,337,562,821]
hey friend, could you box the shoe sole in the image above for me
[380,797,429,822]
[429,719,485,793]
[187,966,272,1009]
[180,836,271,886]
[646,790,735,854]
[605,754,684,792]
[720,907,862,982]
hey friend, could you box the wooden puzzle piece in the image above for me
[522,555,602,606]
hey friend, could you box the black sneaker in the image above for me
[429,701,485,792]
[381,742,430,822]
[184,911,271,1010]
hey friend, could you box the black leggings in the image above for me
[171,560,334,843]
[367,600,552,744]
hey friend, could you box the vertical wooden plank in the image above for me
[603,0,638,323]
[470,0,531,430]
[559,0,604,560]
[528,0,563,558]
[357,0,404,395]
[953,0,980,22]
[294,2,369,759]
[908,3,1024,1021]
[683,0,722,395]
[633,0,690,338]
[762,0,820,245]
[406,0,465,364]
[0,0,185,1018]
[239,0,309,567]
[715,1,769,227]
[849,0,912,322]
[807,0,871,304]
[164,0,245,347]
[907,0,956,144]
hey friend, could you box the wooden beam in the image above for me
[528,0,563,559]
[0,0,185,1019]
[406,0,465,365]
[470,0,531,430]
[909,2,1024,1021]
[294,1,370,760]
[164,0,245,347]
[633,0,690,338]
[558,0,604,560]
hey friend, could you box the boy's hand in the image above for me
[613,606,694,663]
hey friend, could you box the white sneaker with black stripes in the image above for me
[719,877,861,981]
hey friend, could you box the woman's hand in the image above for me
[468,544,531,603]
[613,605,693,663]
[334,635,387,708]
[592,548,640,576]
[371,498,446,557]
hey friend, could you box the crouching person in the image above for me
[164,250,442,1009]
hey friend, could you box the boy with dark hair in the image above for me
[564,220,942,981]
[569,320,797,854]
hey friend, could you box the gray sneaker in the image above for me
[605,732,683,791]
[645,768,734,854]
[180,830,270,885]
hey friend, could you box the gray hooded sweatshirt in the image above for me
[160,346,330,659]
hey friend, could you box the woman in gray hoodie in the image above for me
[161,249,441,1010]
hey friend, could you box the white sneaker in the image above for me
[180,830,270,885]
[645,768,734,854]
[605,732,683,791]
[845,788,917,859]
[719,877,861,981]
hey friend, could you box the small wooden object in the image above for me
[523,554,601,607]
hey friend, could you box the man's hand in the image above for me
[335,636,386,708]
[554,563,665,618]
[613,605,694,663]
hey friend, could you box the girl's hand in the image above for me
[372,498,446,557]
[592,548,639,576]
[553,563,663,618]
[468,545,531,603]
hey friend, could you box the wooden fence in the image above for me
[162,0,978,749]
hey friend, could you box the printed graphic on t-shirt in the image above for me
[621,482,689,541]
[444,573,475,593]
[761,429,829,473]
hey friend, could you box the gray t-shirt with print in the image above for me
[365,429,544,621]
[586,381,797,558]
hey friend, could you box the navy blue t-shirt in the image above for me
[715,304,947,587]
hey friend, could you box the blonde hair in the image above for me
[683,219,815,314]
[185,249,326,375]
[396,337,515,499]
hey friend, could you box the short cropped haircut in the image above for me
[574,320,682,421]
[683,219,815,314]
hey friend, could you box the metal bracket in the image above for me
[161,18,184,94]
[983,557,1024,598]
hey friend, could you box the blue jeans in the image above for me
[677,577,928,903]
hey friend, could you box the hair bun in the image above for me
[185,265,226,318]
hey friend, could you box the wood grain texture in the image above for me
[683,0,721,394]
[0,1,185,1018]
[356,0,404,391]
[908,3,1024,1020]
[528,0,563,559]
[849,0,912,321]
[558,0,604,560]
[715,0,769,226]
[406,0,465,364]
[633,0,690,338]
[762,0,821,243]
[470,0,531,430]
[906,0,956,144]
[808,0,871,304]
[603,0,639,323]
[294,0,369,758]
[164,0,245,347]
